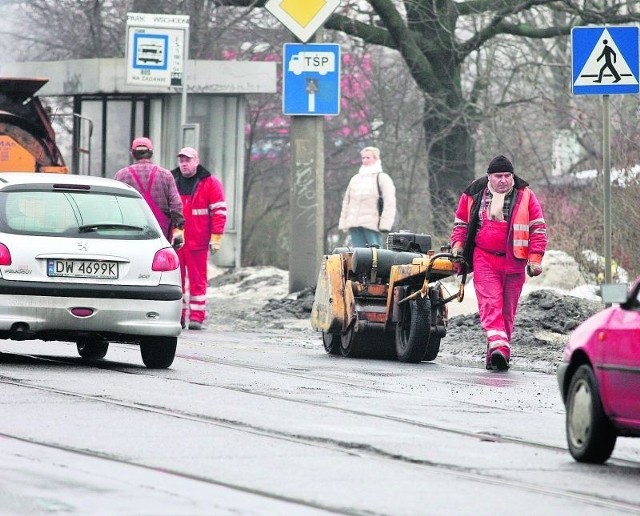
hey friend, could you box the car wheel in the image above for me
[395,297,430,363]
[139,336,177,369]
[76,338,109,360]
[322,332,341,355]
[566,364,617,463]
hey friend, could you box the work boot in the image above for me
[486,342,510,371]
[188,321,205,330]
[490,349,510,371]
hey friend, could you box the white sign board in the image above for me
[265,0,340,43]
[126,12,189,87]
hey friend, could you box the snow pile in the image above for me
[207,265,311,331]
[442,289,602,373]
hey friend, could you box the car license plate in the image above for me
[47,259,119,279]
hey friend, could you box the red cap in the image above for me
[177,147,198,159]
[131,137,153,151]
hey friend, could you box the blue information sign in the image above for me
[283,43,341,116]
[132,33,169,71]
[572,26,639,95]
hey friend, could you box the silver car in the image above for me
[0,173,182,368]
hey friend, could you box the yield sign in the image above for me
[265,0,340,43]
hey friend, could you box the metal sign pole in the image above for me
[571,26,639,286]
[602,94,612,284]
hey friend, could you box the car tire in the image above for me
[140,336,177,369]
[566,364,617,463]
[76,338,109,360]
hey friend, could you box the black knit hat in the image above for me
[487,155,514,174]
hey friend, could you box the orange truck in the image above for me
[0,77,68,173]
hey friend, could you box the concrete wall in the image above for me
[1,58,277,95]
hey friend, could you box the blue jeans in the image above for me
[349,227,383,248]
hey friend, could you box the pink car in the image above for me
[557,279,640,463]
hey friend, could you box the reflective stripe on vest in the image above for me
[512,188,531,259]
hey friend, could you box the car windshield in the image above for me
[0,189,160,239]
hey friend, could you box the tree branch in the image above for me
[324,14,395,47]
[456,0,559,17]
[367,0,447,93]
[213,0,265,6]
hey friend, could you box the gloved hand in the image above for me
[171,228,185,249]
[527,262,543,277]
[451,246,463,258]
[527,253,543,277]
[209,234,222,254]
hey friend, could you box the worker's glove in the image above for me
[451,246,465,274]
[171,228,185,249]
[527,262,543,277]
[209,234,222,254]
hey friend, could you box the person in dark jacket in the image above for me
[171,147,227,330]
[450,155,547,371]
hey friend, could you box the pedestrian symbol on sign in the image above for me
[594,40,621,83]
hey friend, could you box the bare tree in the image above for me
[214,0,640,229]
[6,0,640,270]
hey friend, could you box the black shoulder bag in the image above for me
[376,173,383,216]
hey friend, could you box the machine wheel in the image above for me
[322,332,341,355]
[340,324,366,358]
[396,297,431,363]
[139,336,177,369]
[423,336,441,362]
[566,364,617,463]
[76,338,109,360]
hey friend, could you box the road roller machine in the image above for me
[310,232,467,362]
[0,77,68,173]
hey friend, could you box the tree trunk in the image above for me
[423,104,475,235]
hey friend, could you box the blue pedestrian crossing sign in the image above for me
[283,43,341,116]
[572,26,639,95]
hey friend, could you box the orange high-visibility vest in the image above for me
[461,187,532,259]
[512,188,531,259]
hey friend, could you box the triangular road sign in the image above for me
[574,28,637,86]
[572,26,640,95]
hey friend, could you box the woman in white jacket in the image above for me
[338,146,396,248]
